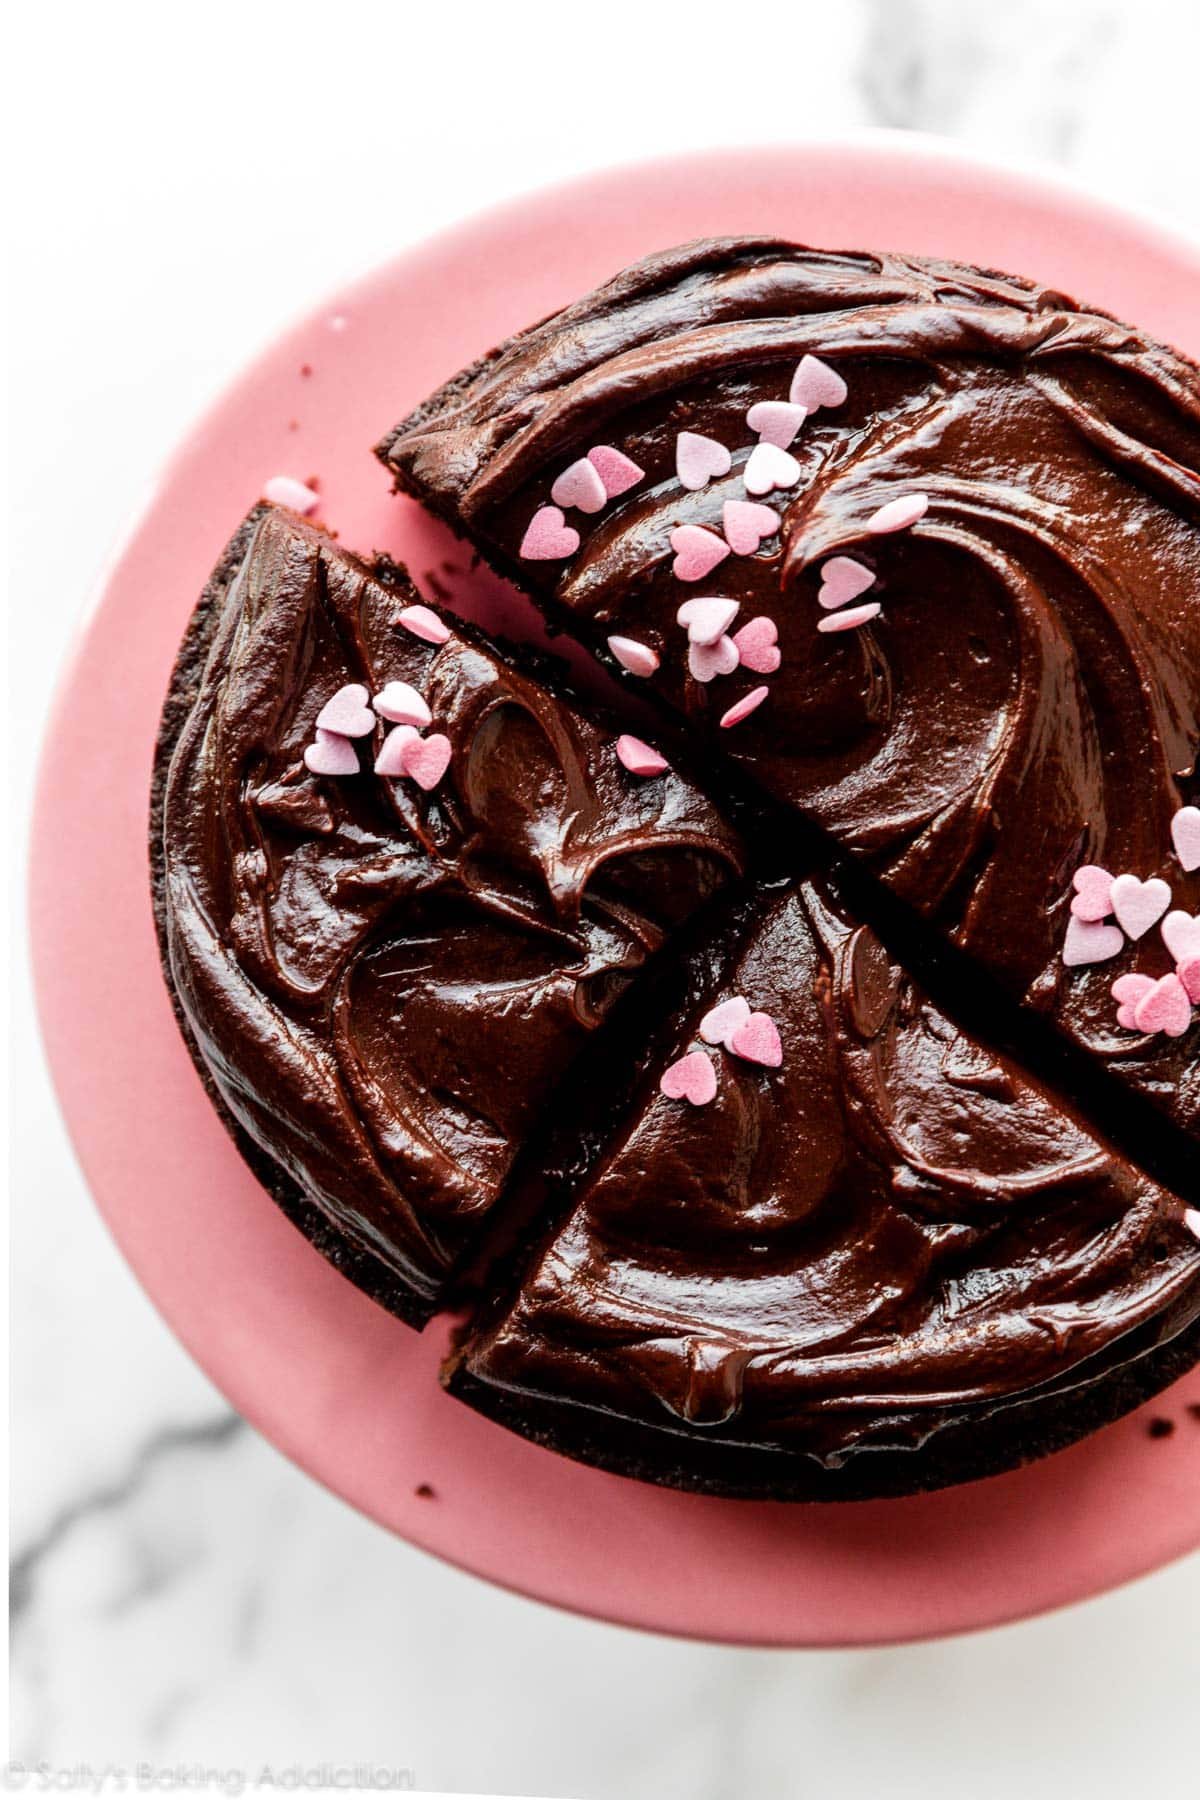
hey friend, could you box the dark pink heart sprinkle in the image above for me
[587,444,644,498]
[1162,908,1200,964]
[615,734,669,777]
[1176,956,1200,1004]
[732,616,780,674]
[817,556,875,610]
[744,442,800,497]
[519,505,580,561]
[316,683,375,737]
[607,635,659,678]
[789,355,847,412]
[1184,1208,1200,1243]
[1111,874,1171,941]
[550,457,607,514]
[698,995,751,1048]
[263,474,319,515]
[677,596,740,645]
[1170,804,1200,872]
[818,603,881,634]
[676,432,732,490]
[374,724,419,776]
[1062,916,1123,967]
[1071,864,1115,922]
[1112,973,1154,1006]
[745,400,806,449]
[729,1011,783,1068]
[720,686,769,729]
[688,635,740,683]
[659,1050,718,1106]
[399,731,452,791]
[670,524,731,582]
[1133,972,1192,1038]
[304,729,359,777]
[866,493,929,535]
[722,500,779,556]
[373,680,431,727]
[396,604,451,645]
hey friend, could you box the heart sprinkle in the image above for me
[731,616,781,674]
[1110,873,1171,940]
[746,400,806,449]
[1062,916,1124,967]
[374,725,419,776]
[304,729,359,777]
[659,1050,718,1106]
[744,441,801,496]
[789,355,848,412]
[866,493,930,534]
[1177,956,1200,1004]
[676,432,732,491]
[519,505,580,561]
[688,635,740,683]
[1171,805,1200,872]
[316,683,375,737]
[1070,865,1115,921]
[818,603,882,634]
[1112,972,1155,1030]
[670,524,732,583]
[1133,973,1192,1038]
[1162,909,1200,964]
[817,556,875,610]
[677,597,740,645]
[396,604,451,645]
[698,996,752,1048]
[615,734,669,777]
[372,681,431,728]
[607,635,660,677]
[399,731,453,791]
[263,475,320,515]
[729,1011,784,1068]
[551,457,607,514]
[722,500,780,555]
[587,444,644,498]
[720,686,770,729]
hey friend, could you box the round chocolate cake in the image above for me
[154,237,1200,1499]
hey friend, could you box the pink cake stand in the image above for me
[31,139,1200,1647]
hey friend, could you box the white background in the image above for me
[9,1,1200,1794]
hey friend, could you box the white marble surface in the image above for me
[9,0,1200,1791]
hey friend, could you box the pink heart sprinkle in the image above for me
[722,500,779,556]
[1133,972,1193,1038]
[720,686,769,729]
[1171,805,1200,872]
[677,597,740,645]
[396,604,450,645]
[304,729,359,777]
[729,1011,783,1068]
[659,1050,718,1106]
[316,683,375,737]
[587,444,644,498]
[372,681,431,728]
[676,432,732,491]
[550,457,607,515]
[263,474,319,515]
[1112,973,1155,1006]
[1162,908,1200,964]
[1184,1209,1200,1243]
[519,505,580,561]
[732,616,780,674]
[746,400,806,449]
[866,493,930,535]
[817,556,875,610]
[789,355,848,412]
[744,442,801,497]
[1070,864,1115,922]
[607,635,659,677]
[615,734,668,777]
[1176,956,1200,1005]
[699,996,752,1048]
[669,524,731,583]
[818,603,881,634]
[1062,916,1124,968]
[374,724,420,776]
[688,635,740,683]
[1110,873,1171,941]
[399,731,452,792]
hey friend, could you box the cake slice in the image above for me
[448,882,1200,1498]
[152,505,742,1324]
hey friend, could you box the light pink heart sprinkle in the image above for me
[316,683,375,737]
[374,724,420,776]
[688,635,740,683]
[399,731,452,792]
[1070,864,1115,922]
[677,597,740,645]
[659,1050,718,1106]
[519,505,580,561]
[1110,873,1171,941]
[698,996,752,1048]
[722,500,780,555]
[1171,805,1200,872]
[304,729,359,777]
[866,493,930,535]
[607,635,660,677]
[587,444,644,498]
[1133,972,1193,1038]
[818,603,882,634]
[1184,1209,1200,1243]
[1162,908,1200,964]
[732,616,780,674]
[744,441,801,497]
[615,734,668,777]
[676,432,732,491]
[1176,956,1200,1005]
[1112,972,1155,1030]
[818,556,876,610]
[670,524,731,583]
[263,474,319,515]
[550,457,607,514]
[746,400,806,449]
[1062,916,1124,967]
[729,1011,783,1068]
[720,686,769,729]
[789,355,848,412]
[396,604,450,645]
[372,681,431,728]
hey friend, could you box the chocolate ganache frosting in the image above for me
[379,239,1200,1142]
[156,507,742,1322]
